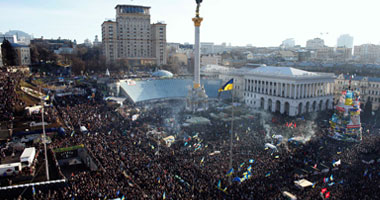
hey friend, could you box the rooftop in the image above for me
[119,78,230,103]
[248,66,317,76]
[10,43,28,48]
[115,4,151,9]
[202,65,334,78]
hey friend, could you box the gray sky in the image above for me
[1,0,379,47]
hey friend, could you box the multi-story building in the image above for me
[102,5,167,66]
[201,54,222,65]
[353,44,380,63]
[335,74,380,110]
[151,22,167,65]
[334,47,352,61]
[102,20,117,63]
[0,34,17,43]
[315,47,334,61]
[202,65,335,116]
[281,38,295,49]
[11,43,31,66]
[306,38,325,50]
[200,42,214,55]
[337,34,354,48]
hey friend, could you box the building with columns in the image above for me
[201,65,335,116]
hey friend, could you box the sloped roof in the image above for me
[248,66,317,77]
[119,78,230,103]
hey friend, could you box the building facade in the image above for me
[281,38,295,48]
[151,22,167,65]
[202,65,335,116]
[0,34,17,43]
[335,74,380,110]
[102,5,167,66]
[11,43,31,66]
[306,38,325,50]
[201,54,222,65]
[337,34,354,48]
[101,20,117,63]
[200,42,214,55]
[353,44,380,63]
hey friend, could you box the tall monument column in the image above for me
[186,0,208,112]
[193,17,203,89]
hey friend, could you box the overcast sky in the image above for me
[1,0,380,47]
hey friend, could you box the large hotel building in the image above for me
[102,5,167,66]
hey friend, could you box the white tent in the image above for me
[25,105,42,115]
[294,179,313,189]
[80,126,88,133]
[282,191,297,200]
[265,143,278,151]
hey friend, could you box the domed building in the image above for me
[152,70,174,78]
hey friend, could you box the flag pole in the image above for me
[228,84,234,184]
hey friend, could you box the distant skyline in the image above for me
[1,0,380,47]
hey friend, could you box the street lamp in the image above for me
[39,86,50,181]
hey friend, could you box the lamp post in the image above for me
[39,86,50,181]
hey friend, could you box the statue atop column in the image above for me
[195,0,203,17]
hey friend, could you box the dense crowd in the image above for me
[11,92,377,200]
[0,71,379,199]
[0,69,25,121]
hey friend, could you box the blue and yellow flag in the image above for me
[32,186,36,196]
[247,165,252,172]
[218,79,234,92]
[226,168,234,177]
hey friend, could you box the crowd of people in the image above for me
[13,92,377,200]
[0,71,379,199]
[0,68,25,121]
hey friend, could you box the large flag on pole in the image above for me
[218,79,234,92]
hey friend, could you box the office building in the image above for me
[337,34,354,48]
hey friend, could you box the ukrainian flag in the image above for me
[218,79,234,92]
[226,168,234,177]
